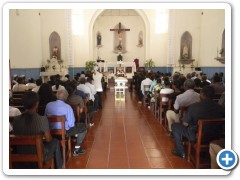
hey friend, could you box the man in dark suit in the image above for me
[171,86,225,158]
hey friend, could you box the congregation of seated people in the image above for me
[130,70,225,163]
[9,71,104,168]
[9,70,225,168]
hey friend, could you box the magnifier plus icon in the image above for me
[217,149,238,170]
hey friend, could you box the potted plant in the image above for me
[144,58,155,71]
[85,60,97,72]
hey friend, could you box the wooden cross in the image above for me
[110,22,130,34]
[110,22,130,48]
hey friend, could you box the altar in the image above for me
[40,57,68,82]
[114,77,128,100]
[97,61,136,79]
[40,71,68,83]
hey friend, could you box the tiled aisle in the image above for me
[66,88,193,169]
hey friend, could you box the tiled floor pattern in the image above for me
[66,88,193,169]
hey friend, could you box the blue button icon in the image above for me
[217,149,238,170]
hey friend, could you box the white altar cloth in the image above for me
[114,77,128,100]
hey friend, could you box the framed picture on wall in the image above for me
[126,67,132,73]
[137,67,145,72]
[108,67,114,74]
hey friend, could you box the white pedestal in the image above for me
[172,67,201,76]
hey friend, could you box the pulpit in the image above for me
[114,77,128,100]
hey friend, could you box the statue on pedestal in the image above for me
[182,44,189,59]
[52,46,58,59]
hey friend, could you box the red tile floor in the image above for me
[66,87,193,169]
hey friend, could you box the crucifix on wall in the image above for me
[110,22,130,53]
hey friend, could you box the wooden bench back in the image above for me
[9,134,54,169]
[188,118,225,168]
[47,115,71,168]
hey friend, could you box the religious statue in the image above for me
[97,33,102,46]
[52,46,58,59]
[182,44,189,59]
[118,31,122,46]
[110,22,130,53]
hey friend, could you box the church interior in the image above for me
[6,5,228,174]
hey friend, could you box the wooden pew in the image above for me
[9,134,54,169]
[188,118,225,169]
[47,116,71,168]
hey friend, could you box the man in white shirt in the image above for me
[92,66,103,109]
[77,78,94,102]
[12,77,29,92]
[26,78,37,89]
[166,79,200,133]
[140,74,153,96]
[160,81,174,102]
[85,77,99,111]
[32,79,42,93]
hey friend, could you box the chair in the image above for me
[47,116,71,168]
[158,93,172,125]
[12,91,26,99]
[188,118,225,168]
[10,98,23,106]
[9,134,54,169]
[150,92,159,115]
[143,85,151,107]
[71,104,88,128]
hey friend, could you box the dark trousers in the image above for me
[94,94,99,110]
[97,91,103,109]
[88,105,95,123]
[172,123,196,155]
[66,123,87,147]
[138,91,143,101]
[44,138,63,169]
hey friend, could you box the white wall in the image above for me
[9,9,225,69]
[173,10,201,67]
[72,10,96,67]
[9,10,42,68]
[199,10,225,67]
[93,15,145,64]
[40,9,68,65]
[144,10,168,67]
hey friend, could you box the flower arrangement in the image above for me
[85,60,97,72]
[45,64,49,70]
[52,65,56,71]
[116,67,125,77]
